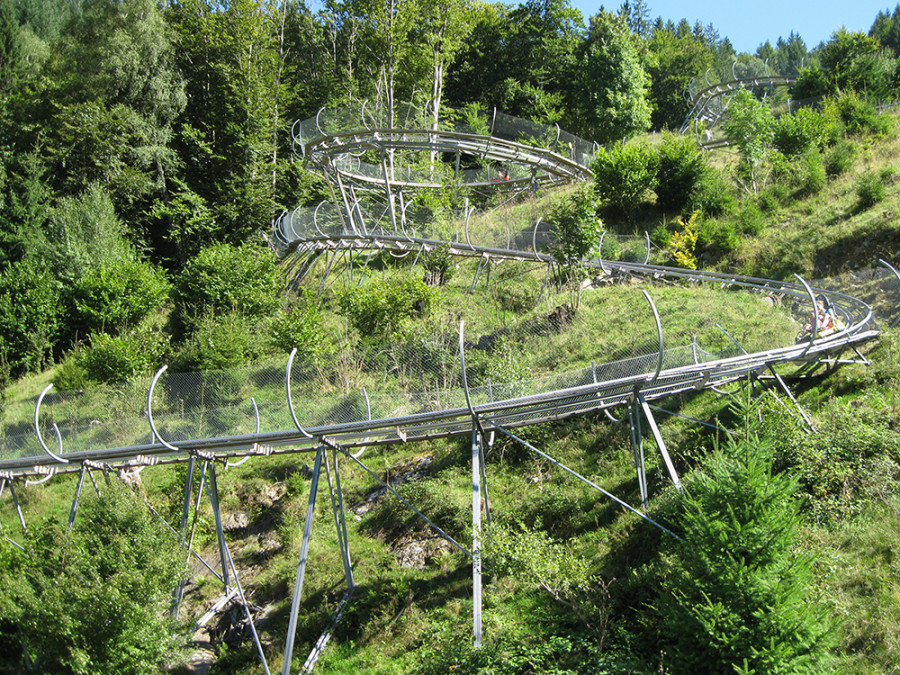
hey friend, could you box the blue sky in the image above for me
[570,0,898,53]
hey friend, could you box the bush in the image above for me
[856,170,887,209]
[669,211,700,270]
[339,274,439,341]
[772,108,829,156]
[174,242,282,330]
[267,293,323,363]
[688,166,736,217]
[756,180,792,213]
[735,202,767,236]
[0,259,62,376]
[37,183,133,285]
[655,133,706,213]
[766,404,900,525]
[822,93,891,137]
[696,218,739,260]
[721,90,776,192]
[548,186,601,271]
[174,311,267,372]
[80,328,168,384]
[72,258,170,335]
[655,436,834,673]
[592,141,658,219]
[0,482,186,673]
[795,148,827,196]
[421,244,453,286]
[52,349,90,391]
[825,140,855,178]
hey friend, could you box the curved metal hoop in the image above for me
[643,290,665,387]
[25,470,56,486]
[34,384,68,464]
[879,258,900,327]
[147,366,180,452]
[597,231,609,274]
[458,321,476,420]
[286,349,314,439]
[794,274,819,360]
[225,397,260,468]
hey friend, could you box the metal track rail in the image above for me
[0,258,877,479]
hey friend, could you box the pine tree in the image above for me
[655,436,834,673]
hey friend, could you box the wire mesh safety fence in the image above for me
[293,103,595,166]
[4,254,888,470]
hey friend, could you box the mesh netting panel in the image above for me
[5,262,891,465]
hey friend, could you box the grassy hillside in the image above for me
[3,116,900,674]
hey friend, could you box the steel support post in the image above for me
[8,480,27,537]
[480,432,492,528]
[205,462,231,590]
[637,393,682,492]
[212,470,272,675]
[180,456,197,537]
[282,446,325,675]
[68,464,88,527]
[767,365,816,433]
[87,466,102,497]
[628,403,649,510]
[173,456,200,617]
[324,447,354,590]
[471,424,483,650]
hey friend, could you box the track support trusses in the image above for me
[716,320,816,434]
[459,320,492,650]
[0,474,27,550]
[626,291,684,509]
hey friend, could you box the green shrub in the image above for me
[592,141,658,219]
[0,259,62,376]
[696,218,739,260]
[791,65,829,99]
[688,166,736,217]
[267,293,322,363]
[823,93,891,137]
[421,244,453,286]
[0,482,186,673]
[37,183,133,286]
[768,407,900,525]
[736,202,767,236]
[756,181,791,213]
[174,242,282,330]
[655,133,706,212]
[548,186,601,271]
[52,349,90,391]
[825,140,855,178]
[721,90,776,193]
[795,148,827,196]
[80,328,168,384]
[72,258,170,335]
[856,171,887,209]
[174,311,267,372]
[655,436,834,673]
[772,108,829,156]
[339,274,439,341]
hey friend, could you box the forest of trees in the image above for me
[3,0,900,385]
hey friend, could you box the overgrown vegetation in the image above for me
[5,1,900,673]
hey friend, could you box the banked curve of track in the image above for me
[0,253,878,480]
[0,114,881,480]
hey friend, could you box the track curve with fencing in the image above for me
[2,107,896,675]
[0,107,886,480]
